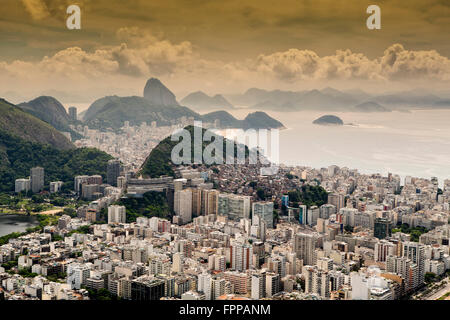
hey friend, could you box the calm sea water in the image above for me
[223,108,450,186]
[0,215,38,237]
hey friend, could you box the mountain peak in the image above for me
[143,78,179,106]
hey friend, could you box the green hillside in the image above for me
[18,96,83,141]
[83,95,122,122]
[85,96,200,130]
[0,98,73,150]
[0,130,113,192]
[139,125,248,178]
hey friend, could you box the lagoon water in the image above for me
[0,215,38,237]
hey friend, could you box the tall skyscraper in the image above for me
[201,189,219,215]
[30,167,44,193]
[107,159,121,186]
[281,195,289,207]
[172,252,183,274]
[230,241,253,271]
[197,272,212,299]
[298,205,307,225]
[265,272,280,298]
[68,106,77,121]
[402,242,425,285]
[108,205,126,224]
[252,201,274,228]
[174,189,192,224]
[191,188,202,217]
[218,193,251,220]
[251,271,266,299]
[328,193,345,211]
[374,218,392,239]
[294,232,318,266]
[319,204,336,219]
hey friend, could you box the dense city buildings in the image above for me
[3,155,450,301]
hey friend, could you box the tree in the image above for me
[119,191,170,222]
[63,208,77,218]
[52,234,63,241]
[344,225,354,233]
[425,272,436,284]
[273,210,279,225]
[351,264,360,272]
[256,188,266,201]
[287,185,328,208]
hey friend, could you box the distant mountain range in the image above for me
[223,87,450,112]
[354,101,390,113]
[83,78,284,131]
[180,91,234,110]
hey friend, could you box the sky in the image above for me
[1,0,450,103]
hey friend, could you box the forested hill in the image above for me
[139,125,249,178]
[0,98,73,150]
[0,130,113,192]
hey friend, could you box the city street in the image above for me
[413,276,450,300]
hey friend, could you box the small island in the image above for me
[312,115,344,126]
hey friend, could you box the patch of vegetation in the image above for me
[1,259,18,270]
[83,287,121,301]
[118,191,171,222]
[288,185,328,208]
[425,272,437,284]
[67,225,91,236]
[18,267,38,278]
[438,292,450,300]
[392,223,428,242]
[344,225,354,233]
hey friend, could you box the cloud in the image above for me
[380,44,450,81]
[21,0,50,20]
[235,44,450,83]
[0,28,196,80]
[0,27,450,101]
